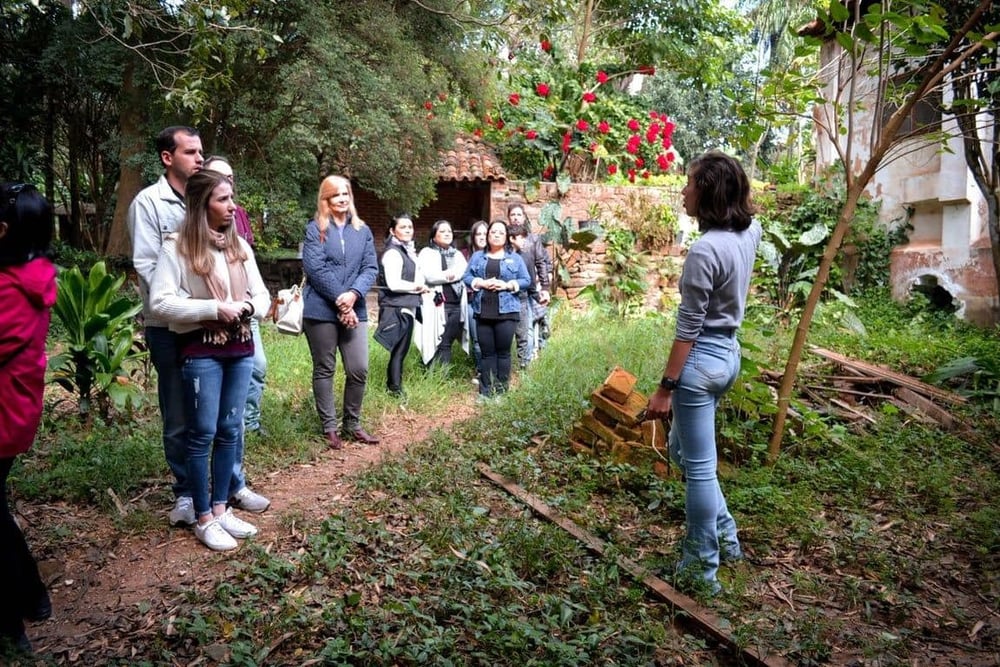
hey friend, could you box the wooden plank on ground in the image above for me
[809,346,967,405]
[478,463,795,667]
[895,387,958,430]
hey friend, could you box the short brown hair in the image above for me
[687,151,754,232]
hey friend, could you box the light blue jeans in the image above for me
[229,320,267,497]
[668,329,742,589]
[145,326,188,499]
[181,355,254,517]
[244,318,267,432]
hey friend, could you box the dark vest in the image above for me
[378,244,420,309]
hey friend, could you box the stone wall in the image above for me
[489,180,688,309]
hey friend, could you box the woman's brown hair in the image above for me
[178,169,247,276]
[687,151,755,232]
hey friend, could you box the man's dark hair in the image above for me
[155,126,200,156]
[687,150,755,232]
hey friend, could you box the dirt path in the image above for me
[14,403,475,661]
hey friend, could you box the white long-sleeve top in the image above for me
[150,235,272,334]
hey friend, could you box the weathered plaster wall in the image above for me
[812,42,998,325]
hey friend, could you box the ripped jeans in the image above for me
[181,354,253,518]
[668,330,742,589]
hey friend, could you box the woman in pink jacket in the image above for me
[0,183,56,654]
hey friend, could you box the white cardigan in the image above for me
[150,235,272,335]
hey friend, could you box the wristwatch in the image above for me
[659,376,679,391]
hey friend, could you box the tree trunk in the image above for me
[105,62,146,258]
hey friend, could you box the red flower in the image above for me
[661,137,673,150]
[659,113,668,123]
[666,152,676,163]
[663,120,676,138]
[638,65,656,75]
[473,128,483,137]
[628,168,636,183]
[576,118,590,131]
[627,118,640,131]
[598,120,610,134]
[525,129,538,140]
[542,165,554,180]
[635,158,645,169]
[596,71,609,84]
[423,101,433,110]
[495,119,505,130]
[649,110,659,119]
[626,135,641,154]
[589,142,598,153]
[657,154,669,170]
[540,39,552,52]
[642,170,651,179]
[508,93,520,106]
[582,91,597,103]
[646,128,659,143]
[608,164,618,175]
[536,83,550,97]
[561,131,572,153]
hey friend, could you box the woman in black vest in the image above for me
[375,214,429,396]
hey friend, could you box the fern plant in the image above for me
[49,261,146,422]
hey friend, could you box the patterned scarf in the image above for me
[200,229,251,346]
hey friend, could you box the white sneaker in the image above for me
[217,508,258,539]
[194,519,238,551]
[169,496,196,527]
[229,487,270,513]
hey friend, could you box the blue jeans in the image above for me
[145,326,189,498]
[244,318,267,431]
[668,330,742,589]
[467,303,481,370]
[181,355,254,517]
[230,320,267,496]
[514,294,534,368]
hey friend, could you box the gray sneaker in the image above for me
[168,496,196,527]
[229,487,270,513]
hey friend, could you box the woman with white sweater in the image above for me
[150,169,271,551]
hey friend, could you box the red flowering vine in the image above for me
[472,37,679,182]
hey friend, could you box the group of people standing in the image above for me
[2,131,760,655]
[374,206,552,403]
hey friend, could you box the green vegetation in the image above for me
[48,262,146,423]
[10,291,999,663]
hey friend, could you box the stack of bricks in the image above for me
[569,367,675,479]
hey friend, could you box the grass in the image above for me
[9,292,1000,664]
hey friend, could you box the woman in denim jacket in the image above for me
[463,220,530,398]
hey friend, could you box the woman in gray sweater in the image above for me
[645,151,762,595]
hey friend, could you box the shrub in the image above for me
[48,261,146,423]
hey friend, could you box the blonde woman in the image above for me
[150,169,272,551]
[301,176,380,450]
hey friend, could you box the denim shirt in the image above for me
[302,217,379,323]
[463,249,531,316]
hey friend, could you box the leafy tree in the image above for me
[749,0,998,461]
